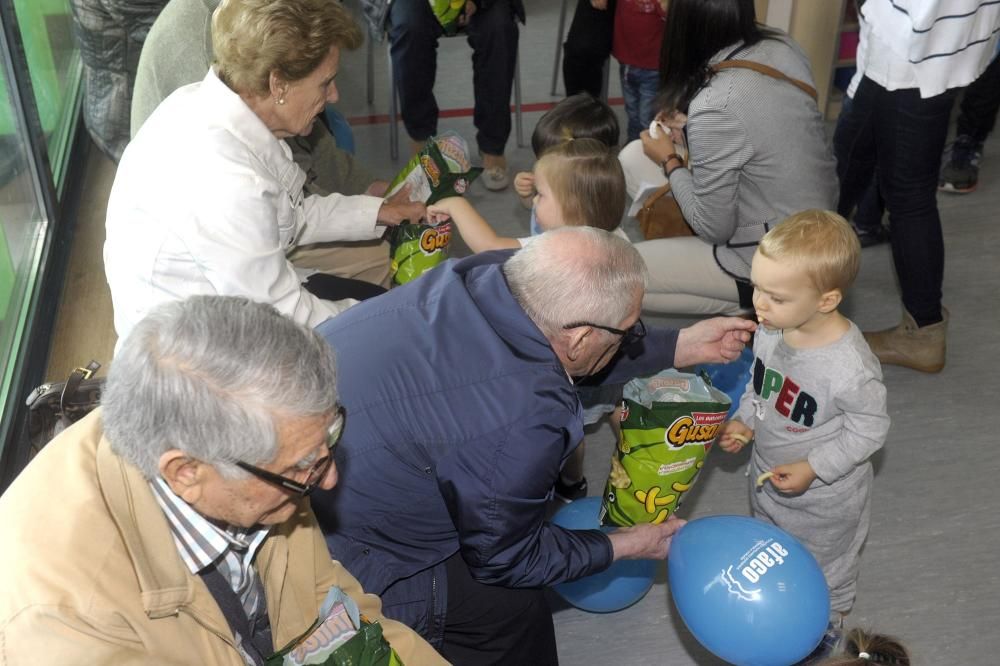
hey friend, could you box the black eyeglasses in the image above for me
[236,406,345,496]
[562,318,647,348]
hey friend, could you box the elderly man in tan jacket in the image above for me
[0,296,446,665]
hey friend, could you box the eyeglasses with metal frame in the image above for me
[235,406,345,496]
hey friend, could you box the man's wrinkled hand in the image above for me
[674,317,756,367]
[608,515,686,561]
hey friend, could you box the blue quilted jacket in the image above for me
[311,251,677,643]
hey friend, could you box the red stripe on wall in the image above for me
[346,97,626,127]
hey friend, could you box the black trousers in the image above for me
[956,54,1000,142]
[386,0,518,156]
[833,76,957,325]
[303,272,387,302]
[441,552,559,666]
[562,0,615,98]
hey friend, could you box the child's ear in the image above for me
[818,288,842,314]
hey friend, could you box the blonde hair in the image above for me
[534,138,626,233]
[212,0,362,97]
[757,210,861,293]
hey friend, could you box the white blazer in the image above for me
[105,68,384,347]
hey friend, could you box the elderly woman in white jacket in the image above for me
[104,0,422,346]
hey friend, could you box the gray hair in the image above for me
[102,296,338,480]
[503,227,648,338]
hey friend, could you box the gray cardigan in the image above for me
[669,34,838,280]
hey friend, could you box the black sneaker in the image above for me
[853,223,889,248]
[553,477,588,504]
[939,134,983,193]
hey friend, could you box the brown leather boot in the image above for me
[863,308,948,373]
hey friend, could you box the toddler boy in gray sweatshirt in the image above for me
[718,210,890,620]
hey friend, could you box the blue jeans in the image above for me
[833,76,957,325]
[620,64,659,142]
[387,0,518,156]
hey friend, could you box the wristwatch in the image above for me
[661,153,684,177]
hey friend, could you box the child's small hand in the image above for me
[764,460,816,495]
[718,420,753,454]
[425,205,451,226]
[514,171,535,199]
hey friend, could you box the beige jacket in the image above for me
[0,410,447,665]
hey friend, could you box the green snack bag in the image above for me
[600,369,731,527]
[429,0,467,36]
[385,133,480,285]
[389,221,452,285]
[385,132,481,206]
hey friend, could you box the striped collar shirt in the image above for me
[150,477,270,620]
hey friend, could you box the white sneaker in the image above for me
[482,165,510,191]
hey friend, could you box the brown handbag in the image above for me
[636,179,693,240]
[636,59,817,241]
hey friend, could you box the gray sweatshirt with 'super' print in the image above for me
[734,322,889,613]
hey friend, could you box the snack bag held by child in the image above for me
[601,369,730,527]
[386,132,481,285]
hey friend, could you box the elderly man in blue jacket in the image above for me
[313,227,755,664]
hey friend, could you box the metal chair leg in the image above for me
[366,32,375,105]
[601,58,610,102]
[515,53,524,147]
[550,0,570,96]
[388,42,398,161]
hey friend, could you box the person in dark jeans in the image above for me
[384,0,524,191]
[939,54,1000,193]
[834,77,958,372]
[562,0,616,98]
[834,94,888,247]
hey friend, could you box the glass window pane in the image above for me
[11,0,80,189]
[0,62,48,423]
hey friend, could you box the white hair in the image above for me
[102,296,338,480]
[503,227,648,337]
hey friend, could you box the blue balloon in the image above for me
[668,516,829,666]
[550,497,657,613]
[696,346,754,418]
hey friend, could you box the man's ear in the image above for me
[818,288,843,314]
[158,450,207,504]
[564,326,592,362]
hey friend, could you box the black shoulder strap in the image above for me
[199,564,272,665]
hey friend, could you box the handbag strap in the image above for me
[59,360,101,413]
[712,59,818,101]
[642,183,674,210]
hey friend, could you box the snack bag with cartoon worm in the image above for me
[386,132,481,285]
[600,369,731,527]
